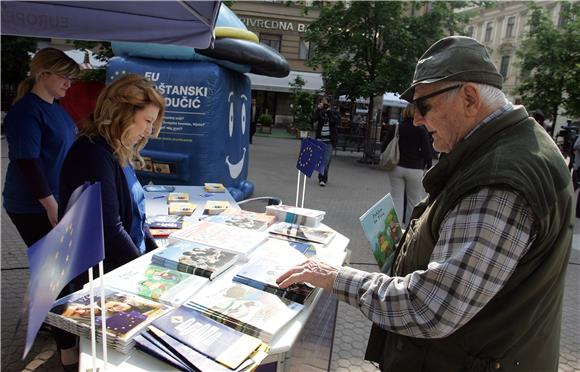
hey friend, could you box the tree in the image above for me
[1,36,37,109]
[302,1,472,160]
[289,76,318,132]
[71,40,113,82]
[516,1,580,135]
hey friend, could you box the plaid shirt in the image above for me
[333,188,535,338]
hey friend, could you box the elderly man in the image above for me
[277,36,573,371]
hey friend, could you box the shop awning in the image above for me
[1,1,221,49]
[246,70,323,93]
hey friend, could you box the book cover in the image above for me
[168,203,196,216]
[268,222,336,245]
[106,262,208,306]
[203,200,231,215]
[147,214,183,229]
[149,228,174,238]
[204,183,226,193]
[48,288,167,342]
[205,214,268,232]
[221,209,277,226]
[233,239,314,304]
[152,241,238,280]
[152,306,262,369]
[168,192,190,202]
[169,221,268,256]
[187,271,303,343]
[359,193,403,272]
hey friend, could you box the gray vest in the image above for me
[365,107,573,372]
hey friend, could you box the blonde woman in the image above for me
[381,104,433,224]
[59,73,164,271]
[3,48,79,247]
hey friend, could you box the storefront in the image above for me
[230,2,321,128]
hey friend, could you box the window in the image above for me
[259,34,281,52]
[505,16,516,38]
[485,22,493,42]
[500,55,510,80]
[466,26,474,38]
[298,39,315,60]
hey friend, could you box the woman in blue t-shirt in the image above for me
[3,48,80,247]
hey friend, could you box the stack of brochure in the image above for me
[151,240,238,280]
[233,238,316,304]
[46,288,169,353]
[266,204,325,227]
[268,222,336,245]
[136,305,269,371]
[186,271,303,344]
[169,221,268,256]
[104,260,208,307]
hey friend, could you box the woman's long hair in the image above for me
[81,74,165,167]
[13,47,80,104]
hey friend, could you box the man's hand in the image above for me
[276,257,340,291]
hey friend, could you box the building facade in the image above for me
[230,1,322,128]
[460,1,576,130]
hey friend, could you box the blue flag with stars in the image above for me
[24,183,105,358]
[296,138,326,177]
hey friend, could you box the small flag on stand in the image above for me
[296,138,326,177]
[24,183,105,358]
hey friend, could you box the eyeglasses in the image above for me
[52,72,75,83]
[411,84,463,117]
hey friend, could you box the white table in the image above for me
[79,186,349,371]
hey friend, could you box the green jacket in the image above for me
[365,106,573,372]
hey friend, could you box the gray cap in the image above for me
[400,36,503,102]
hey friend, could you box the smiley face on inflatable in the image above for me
[225,91,248,180]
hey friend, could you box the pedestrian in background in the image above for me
[381,104,432,224]
[312,96,339,186]
[3,48,79,247]
[278,36,572,372]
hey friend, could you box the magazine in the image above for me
[152,241,238,280]
[221,208,277,226]
[146,214,183,229]
[268,222,336,245]
[46,288,168,353]
[152,306,263,369]
[233,238,315,304]
[169,221,268,256]
[205,213,268,232]
[187,271,303,343]
[359,193,403,272]
[106,262,208,306]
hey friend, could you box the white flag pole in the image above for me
[99,261,108,371]
[295,169,301,207]
[300,172,307,208]
[87,267,97,372]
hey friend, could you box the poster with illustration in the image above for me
[359,193,403,273]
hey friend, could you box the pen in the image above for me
[151,196,166,199]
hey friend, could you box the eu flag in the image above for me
[296,138,326,177]
[24,183,105,358]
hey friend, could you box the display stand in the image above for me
[77,185,349,371]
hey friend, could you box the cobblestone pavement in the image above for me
[1,136,579,371]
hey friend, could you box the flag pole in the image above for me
[300,172,307,208]
[295,169,301,207]
[88,267,97,372]
[99,261,108,371]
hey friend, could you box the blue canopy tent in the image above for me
[1,1,221,48]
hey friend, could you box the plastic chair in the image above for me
[237,196,282,213]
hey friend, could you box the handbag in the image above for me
[379,124,399,170]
